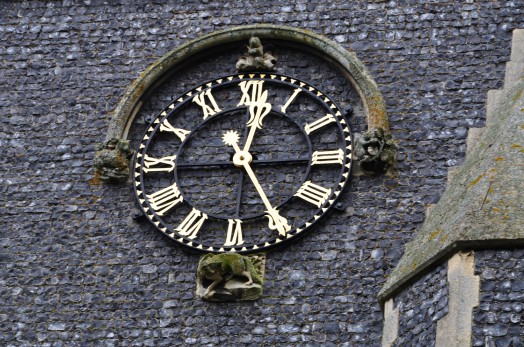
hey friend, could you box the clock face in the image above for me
[133,73,352,253]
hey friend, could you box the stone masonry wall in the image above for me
[392,262,448,346]
[1,1,523,346]
[473,249,524,346]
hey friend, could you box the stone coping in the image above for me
[104,24,388,141]
[378,78,524,303]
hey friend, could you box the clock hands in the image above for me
[240,85,272,153]
[230,83,288,236]
[135,74,353,253]
[222,131,291,236]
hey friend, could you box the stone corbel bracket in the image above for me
[96,24,394,182]
[196,253,265,301]
[92,138,134,184]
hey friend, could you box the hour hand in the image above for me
[222,131,290,236]
[242,90,272,152]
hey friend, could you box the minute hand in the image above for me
[242,91,272,152]
[240,159,291,236]
[223,131,290,236]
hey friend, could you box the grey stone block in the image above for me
[466,127,486,156]
[486,90,504,126]
[504,62,524,90]
[510,29,524,63]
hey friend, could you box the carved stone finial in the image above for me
[93,138,133,184]
[355,128,397,175]
[196,253,265,301]
[236,37,276,72]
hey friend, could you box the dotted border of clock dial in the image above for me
[133,73,353,253]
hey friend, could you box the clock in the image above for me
[133,73,352,253]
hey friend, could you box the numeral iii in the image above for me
[311,149,344,165]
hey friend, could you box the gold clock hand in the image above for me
[241,160,290,236]
[223,131,291,236]
[242,90,272,153]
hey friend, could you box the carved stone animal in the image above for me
[197,253,263,298]
[355,128,397,175]
[93,138,133,183]
[236,37,276,72]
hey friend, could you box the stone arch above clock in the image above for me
[104,24,389,142]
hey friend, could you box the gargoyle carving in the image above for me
[236,37,276,72]
[355,128,397,175]
[196,253,264,301]
[93,138,133,184]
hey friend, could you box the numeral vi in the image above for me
[224,219,244,246]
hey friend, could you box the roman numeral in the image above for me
[304,114,336,135]
[280,88,301,113]
[176,208,207,239]
[237,80,266,106]
[160,120,191,141]
[311,149,344,165]
[294,181,331,208]
[146,183,183,215]
[224,219,244,246]
[192,89,221,119]
[143,154,177,173]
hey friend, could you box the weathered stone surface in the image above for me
[195,253,265,301]
[472,249,524,346]
[391,262,449,346]
[236,37,277,72]
[380,77,524,302]
[0,1,521,345]
[436,252,479,347]
[102,23,389,142]
[93,138,133,184]
[381,298,399,347]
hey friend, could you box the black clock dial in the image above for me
[133,73,353,253]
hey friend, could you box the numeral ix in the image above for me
[311,149,344,165]
[143,154,177,173]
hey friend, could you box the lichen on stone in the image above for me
[93,138,133,184]
[196,253,265,301]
